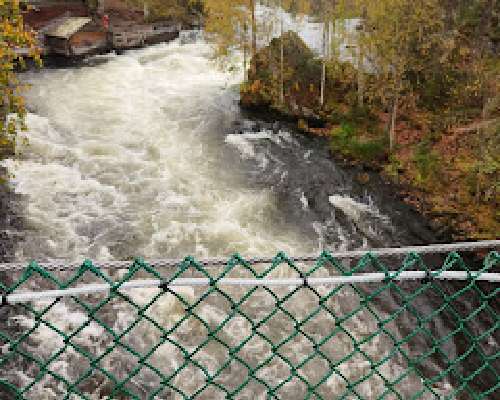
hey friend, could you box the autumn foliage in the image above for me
[205,0,499,239]
[0,0,40,155]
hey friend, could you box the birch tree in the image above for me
[202,0,258,78]
[272,0,311,105]
[309,0,338,107]
[278,0,285,104]
[127,0,202,23]
[337,0,443,152]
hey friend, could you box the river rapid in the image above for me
[0,36,466,399]
[6,36,437,263]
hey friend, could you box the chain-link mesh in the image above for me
[1,250,498,399]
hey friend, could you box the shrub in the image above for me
[330,123,386,163]
[413,142,440,184]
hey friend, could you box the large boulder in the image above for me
[241,31,321,114]
[240,31,357,124]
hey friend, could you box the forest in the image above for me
[205,0,499,240]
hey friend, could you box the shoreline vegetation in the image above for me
[233,2,499,241]
[2,0,498,243]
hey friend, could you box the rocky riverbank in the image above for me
[233,113,458,242]
[240,33,499,241]
[0,167,23,263]
[0,166,25,400]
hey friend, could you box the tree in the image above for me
[271,0,310,105]
[318,1,337,107]
[307,0,337,107]
[278,0,285,104]
[202,0,256,78]
[250,0,256,77]
[357,4,366,108]
[1,0,40,155]
[126,0,203,24]
[335,0,445,151]
[206,0,258,77]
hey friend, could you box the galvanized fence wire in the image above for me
[0,249,499,399]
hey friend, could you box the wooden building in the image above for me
[45,17,109,57]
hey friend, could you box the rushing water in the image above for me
[7,39,312,262]
[5,34,436,263]
[1,36,463,399]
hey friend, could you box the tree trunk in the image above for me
[280,34,284,105]
[0,105,7,134]
[279,0,284,105]
[357,47,364,108]
[390,93,399,152]
[320,21,327,107]
[357,7,366,108]
[476,98,489,203]
[329,20,333,60]
[243,22,248,82]
[250,0,257,78]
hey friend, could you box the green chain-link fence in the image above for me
[0,250,498,399]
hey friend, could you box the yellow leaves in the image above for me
[297,118,308,130]
[442,37,456,51]
[250,79,262,93]
[459,46,470,57]
[1,0,39,146]
[202,0,254,57]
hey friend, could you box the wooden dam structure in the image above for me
[110,22,181,50]
[41,16,181,57]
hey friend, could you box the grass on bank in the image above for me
[330,122,387,164]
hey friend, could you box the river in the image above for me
[1,36,474,399]
[5,35,437,263]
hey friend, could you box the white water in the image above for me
[1,39,450,399]
[5,40,311,263]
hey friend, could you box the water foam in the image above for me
[6,40,308,263]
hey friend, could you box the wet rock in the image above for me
[272,121,280,133]
[0,167,23,263]
[242,120,259,132]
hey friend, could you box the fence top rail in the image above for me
[2,270,500,304]
[0,240,498,272]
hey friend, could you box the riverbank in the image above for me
[231,113,455,244]
[0,167,23,263]
[240,33,499,241]
[241,104,499,241]
[0,167,25,400]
